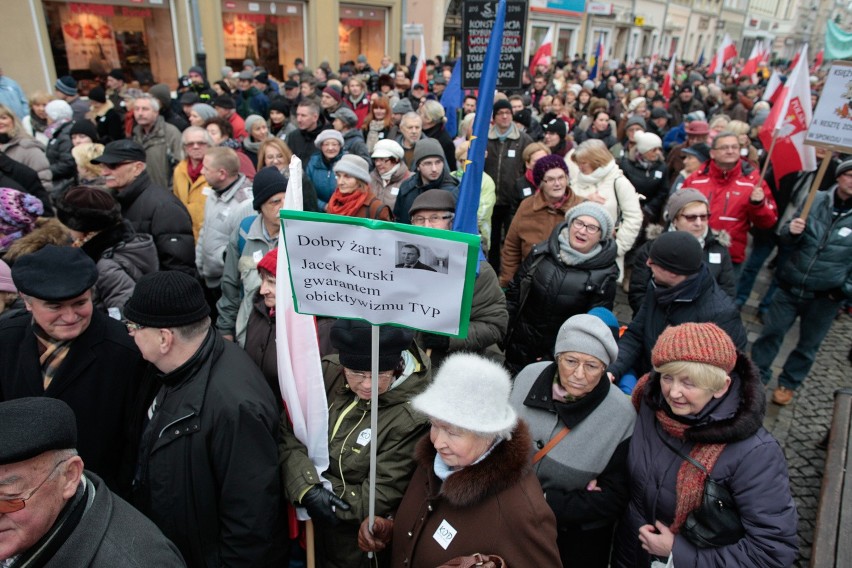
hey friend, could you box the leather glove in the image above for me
[420,333,450,350]
[301,485,350,526]
[358,516,394,552]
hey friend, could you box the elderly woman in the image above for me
[0,103,52,192]
[306,129,345,211]
[244,247,282,400]
[511,314,635,567]
[628,189,735,315]
[188,103,217,127]
[612,323,798,567]
[669,143,710,195]
[56,185,157,312]
[567,138,643,281]
[504,202,619,372]
[368,139,410,210]
[327,155,391,220]
[280,320,431,567]
[358,353,563,567]
[242,114,272,167]
[499,153,584,287]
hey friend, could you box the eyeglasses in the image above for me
[0,458,71,514]
[571,218,601,234]
[184,141,209,147]
[344,369,395,383]
[679,213,709,222]
[411,214,454,224]
[542,175,568,185]
[557,356,604,375]
[123,320,146,333]
[714,145,740,152]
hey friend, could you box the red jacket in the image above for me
[344,95,371,129]
[681,160,778,263]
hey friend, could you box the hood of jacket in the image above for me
[574,158,620,189]
[487,122,522,141]
[414,421,532,508]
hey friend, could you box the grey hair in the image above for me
[181,126,214,146]
[134,93,160,112]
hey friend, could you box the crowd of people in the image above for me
[0,46,849,568]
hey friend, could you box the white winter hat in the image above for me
[45,100,73,123]
[371,139,404,160]
[634,131,662,155]
[411,353,517,438]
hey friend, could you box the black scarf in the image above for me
[525,362,610,428]
[652,265,707,306]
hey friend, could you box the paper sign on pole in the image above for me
[805,60,852,153]
[279,211,480,337]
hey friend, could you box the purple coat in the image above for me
[611,354,798,567]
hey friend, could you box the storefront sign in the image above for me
[279,211,479,336]
[462,0,528,90]
[587,2,613,15]
[805,60,852,152]
[62,6,121,71]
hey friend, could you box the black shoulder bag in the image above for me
[656,423,745,548]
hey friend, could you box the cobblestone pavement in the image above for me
[613,266,851,567]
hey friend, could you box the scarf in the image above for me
[557,225,601,265]
[379,163,400,185]
[45,118,71,140]
[34,325,72,390]
[186,158,204,182]
[326,188,370,217]
[243,135,264,154]
[29,111,49,134]
[524,168,536,190]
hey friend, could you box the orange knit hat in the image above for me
[651,322,737,373]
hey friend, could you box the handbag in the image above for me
[656,425,745,548]
[437,553,507,567]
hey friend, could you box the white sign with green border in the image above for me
[279,210,480,337]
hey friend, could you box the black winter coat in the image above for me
[423,123,457,171]
[619,152,668,221]
[609,265,748,379]
[243,295,281,402]
[46,121,77,196]
[286,123,333,164]
[628,225,736,315]
[133,329,284,568]
[505,222,619,370]
[116,170,196,276]
[393,168,460,224]
[0,152,54,215]
[0,310,147,494]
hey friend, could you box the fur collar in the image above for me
[414,421,532,508]
[638,352,766,444]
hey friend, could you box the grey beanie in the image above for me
[412,353,517,438]
[331,107,358,128]
[554,314,618,365]
[55,75,77,96]
[837,158,852,177]
[412,138,446,169]
[665,188,709,223]
[392,98,413,114]
[333,154,371,184]
[565,202,614,239]
[625,115,647,131]
[314,129,344,148]
[191,103,217,122]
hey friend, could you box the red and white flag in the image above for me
[530,27,553,71]
[648,54,659,75]
[708,34,738,75]
[277,156,330,521]
[762,70,782,104]
[662,56,676,104]
[412,33,428,87]
[741,40,765,76]
[758,44,817,186]
[812,49,824,73]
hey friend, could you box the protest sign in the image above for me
[805,60,852,153]
[461,0,528,90]
[279,211,480,337]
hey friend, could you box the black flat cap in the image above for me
[331,320,413,371]
[212,95,236,109]
[91,139,146,165]
[12,245,98,301]
[0,398,77,465]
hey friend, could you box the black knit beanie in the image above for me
[123,271,210,327]
[252,167,288,211]
[69,120,99,143]
[331,320,413,371]
[649,231,703,275]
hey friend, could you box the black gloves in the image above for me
[420,333,450,351]
[301,485,351,526]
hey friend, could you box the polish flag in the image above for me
[762,70,782,104]
[662,56,676,104]
[531,28,553,71]
[277,156,330,521]
[741,41,764,76]
[412,33,428,87]
[648,53,659,75]
[812,49,824,72]
[708,34,737,75]
[758,44,817,187]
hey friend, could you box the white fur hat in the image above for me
[411,353,517,437]
[634,131,662,155]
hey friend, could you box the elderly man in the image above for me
[393,138,459,224]
[131,93,183,189]
[172,126,213,241]
[407,190,508,366]
[751,158,852,406]
[124,271,284,568]
[196,147,254,302]
[0,246,147,492]
[0,397,185,566]
[394,111,426,169]
[92,139,196,275]
[285,100,331,164]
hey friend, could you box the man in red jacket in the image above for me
[680,131,778,275]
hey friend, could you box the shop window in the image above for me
[556,27,575,61]
[339,4,386,67]
[222,1,305,80]
[43,0,177,91]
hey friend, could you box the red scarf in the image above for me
[633,374,727,533]
[326,189,370,217]
[187,159,204,183]
[525,169,537,192]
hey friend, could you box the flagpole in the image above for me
[306,521,316,567]
[755,127,780,190]
[366,324,380,555]
[800,153,832,221]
